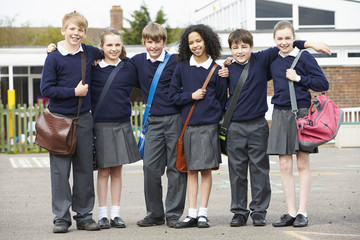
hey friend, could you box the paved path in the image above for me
[0,146,359,240]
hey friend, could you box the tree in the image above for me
[123,3,151,45]
[122,3,182,45]
[154,7,166,25]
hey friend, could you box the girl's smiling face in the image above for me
[274,27,295,55]
[188,31,206,60]
[101,34,123,64]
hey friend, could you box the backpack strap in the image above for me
[289,49,305,114]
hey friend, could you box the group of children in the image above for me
[41,11,330,234]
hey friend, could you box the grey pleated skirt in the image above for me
[94,122,141,168]
[184,124,222,170]
[267,108,318,155]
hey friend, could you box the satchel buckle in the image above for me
[219,126,228,136]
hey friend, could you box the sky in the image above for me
[0,0,208,28]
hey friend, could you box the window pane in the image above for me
[256,20,292,30]
[311,53,337,58]
[299,7,334,25]
[0,77,9,104]
[0,66,9,74]
[256,0,292,18]
[30,66,43,74]
[14,77,28,105]
[13,66,28,74]
[348,52,360,58]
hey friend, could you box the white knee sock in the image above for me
[198,207,208,222]
[187,208,198,220]
[111,206,120,220]
[98,206,108,220]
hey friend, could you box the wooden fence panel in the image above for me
[0,101,145,154]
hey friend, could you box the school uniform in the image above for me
[169,56,227,170]
[267,47,329,155]
[130,50,187,221]
[91,58,141,168]
[226,47,280,221]
[41,42,103,224]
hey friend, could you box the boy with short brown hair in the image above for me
[131,22,188,228]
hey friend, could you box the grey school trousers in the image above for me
[143,114,187,220]
[50,111,95,224]
[227,117,271,221]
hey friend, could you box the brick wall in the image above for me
[267,66,360,108]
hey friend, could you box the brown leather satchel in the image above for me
[35,52,86,157]
[175,64,218,173]
[35,108,79,156]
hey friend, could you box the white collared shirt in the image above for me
[279,47,300,58]
[232,59,249,65]
[189,55,213,69]
[146,49,166,63]
[98,59,121,68]
[57,40,83,56]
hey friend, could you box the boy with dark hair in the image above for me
[41,11,103,233]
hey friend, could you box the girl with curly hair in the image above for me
[169,24,227,228]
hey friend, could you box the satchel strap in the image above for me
[141,53,171,130]
[219,61,250,135]
[93,61,125,120]
[179,63,218,140]
[76,51,86,117]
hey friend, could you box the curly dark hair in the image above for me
[177,24,222,61]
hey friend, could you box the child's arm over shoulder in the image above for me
[82,43,103,61]
[215,65,228,112]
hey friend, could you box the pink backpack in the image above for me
[297,94,344,152]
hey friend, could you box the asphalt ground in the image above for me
[0,146,359,240]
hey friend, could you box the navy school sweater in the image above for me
[169,60,227,126]
[270,50,329,110]
[130,53,180,116]
[40,43,103,115]
[91,58,139,123]
[227,41,306,122]
[228,47,279,122]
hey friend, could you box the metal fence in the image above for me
[0,100,144,154]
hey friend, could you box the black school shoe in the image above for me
[197,216,210,228]
[252,213,266,226]
[272,214,296,227]
[53,219,71,233]
[166,218,179,228]
[111,217,126,228]
[76,218,101,231]
[98,217,111,229]
[137,217,165,227]
[174,216,198,228]
[293,214,308,227]
[230,214,247,227]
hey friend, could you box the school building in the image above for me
[0,0,359,120]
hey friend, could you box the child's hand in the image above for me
[286,69,299,82]
[92,59,101,66]
[47,43,56,53]
[218,65,229,78]
[75,80,88,97]
[192,89,206,100]
[305,41,331,55]
[223,57,234,66]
